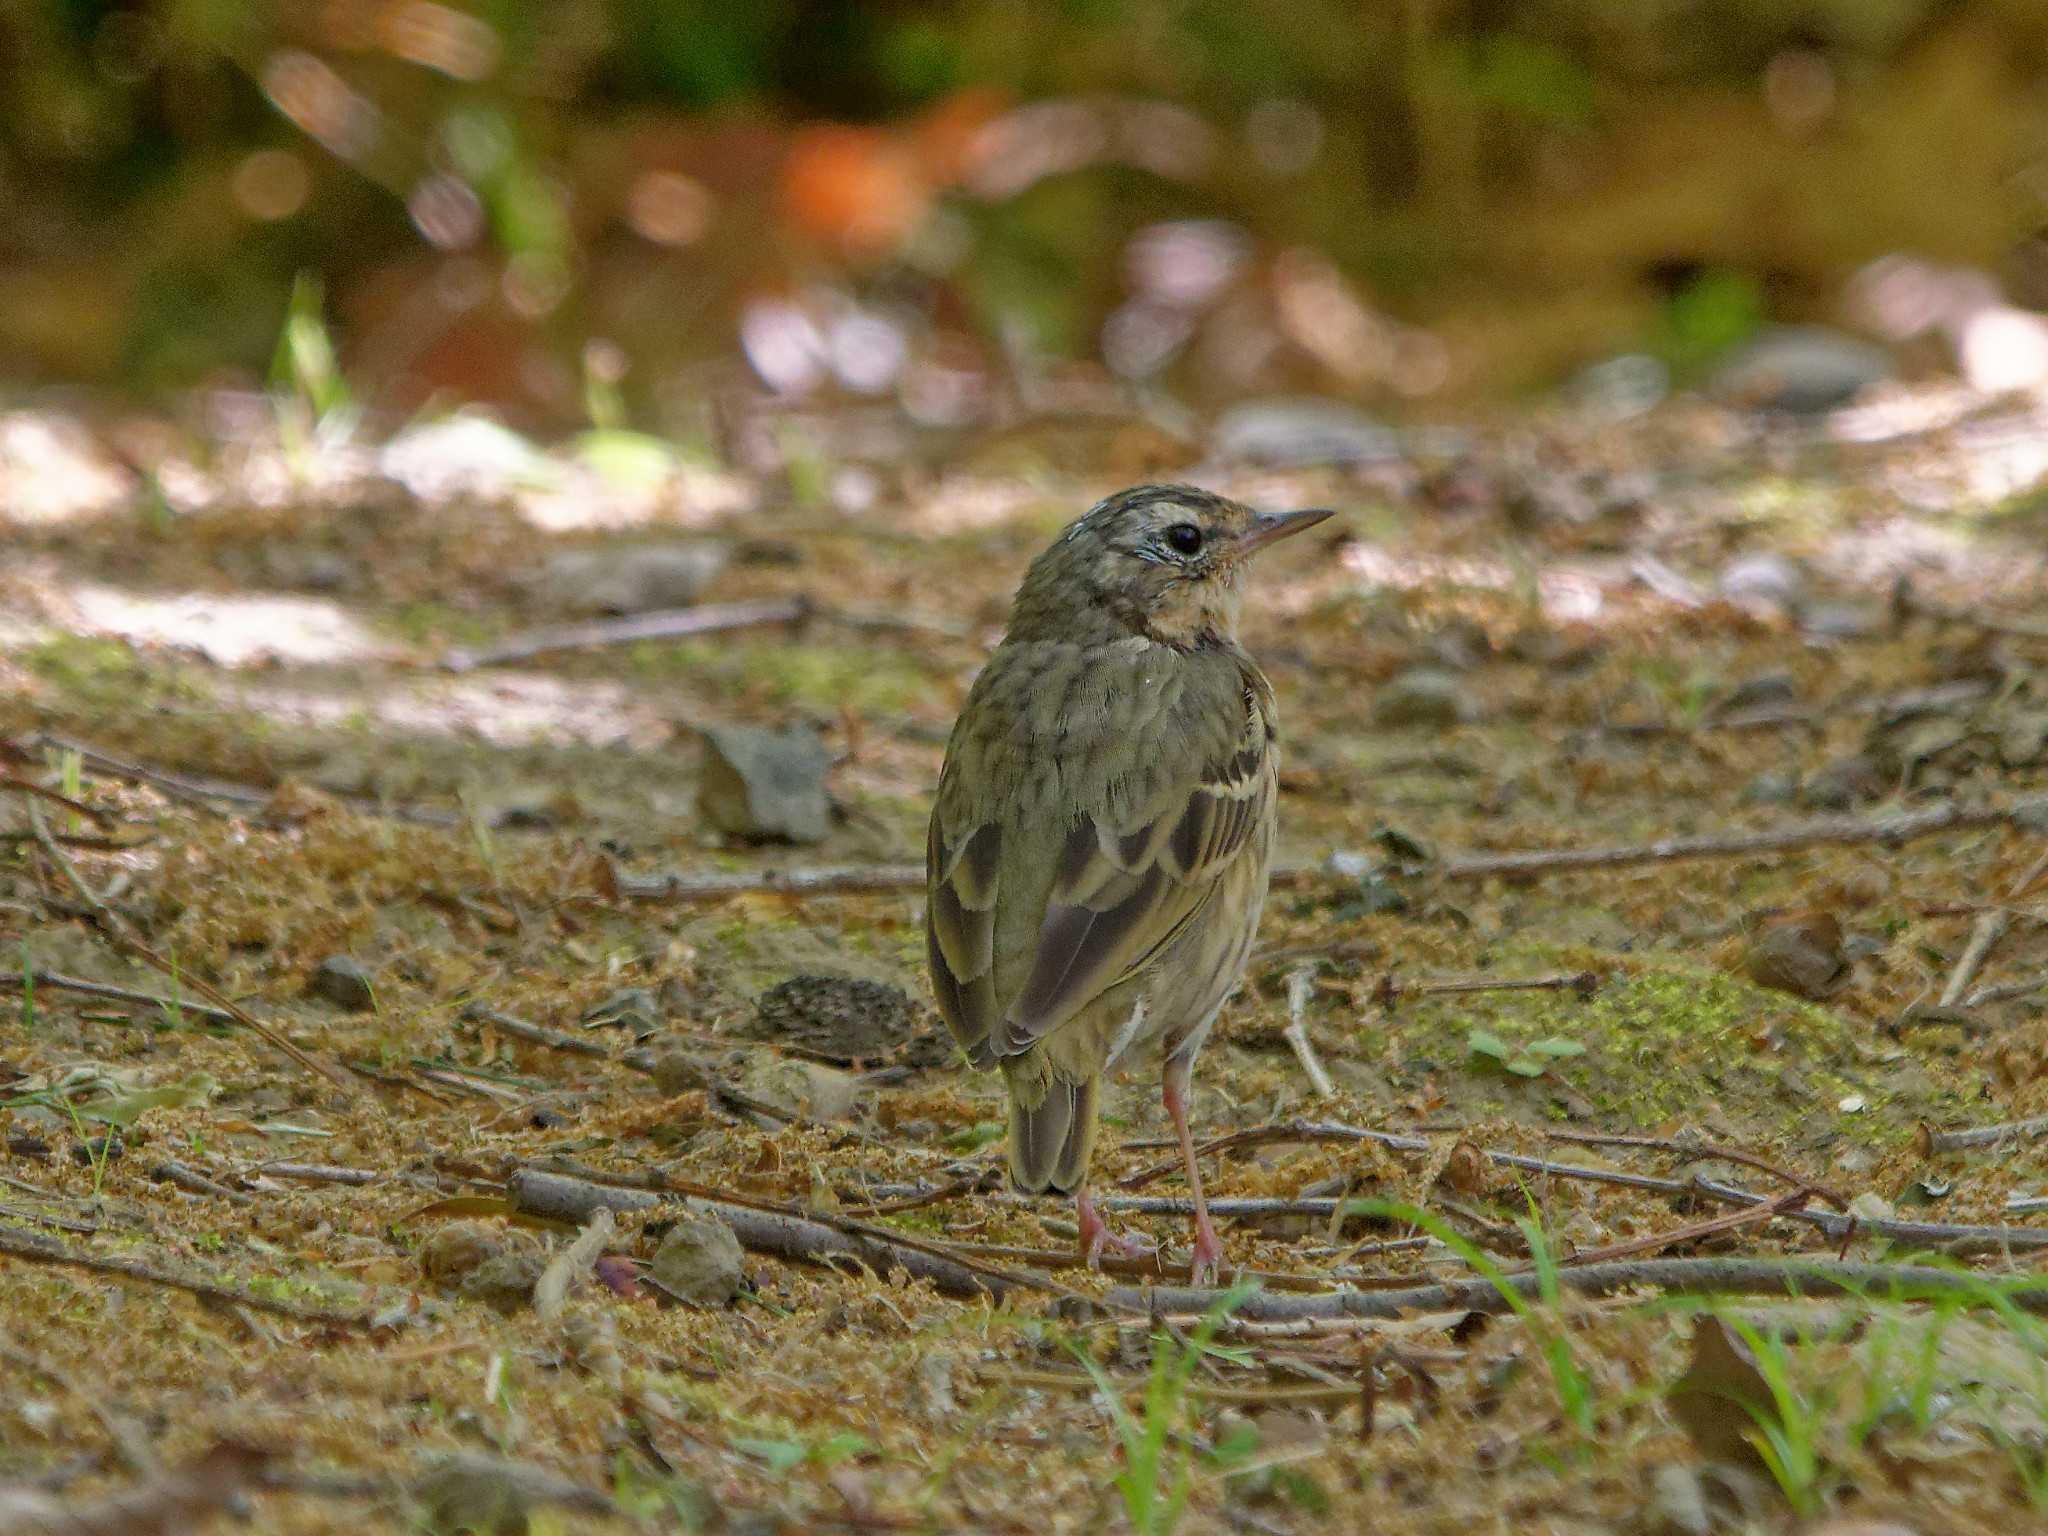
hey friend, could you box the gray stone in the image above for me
[1420,617,1493,672]
[2000,714,2048,767]
[1716,552,1804,615]
[697,724,831,844]
[650,1212,745,1304]
[535,540,730,616]
[306,955,376,1011]
[1797,601,1884,640]
[737,1054,864,1122]
[1210,397,1399,467]
[1371,668,1478,728]
[417,1222,546,1312]
[1567,354,1669,420]
[1744,915,1848,1000]
[1721,672,1797,712]
[1799,754,1883,810]
[1738,770,1800,805]
[1708,325,1891,414]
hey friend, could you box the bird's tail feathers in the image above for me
[1004,1067,1099,1195]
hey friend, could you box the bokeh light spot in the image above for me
[232,149,311,221]
[376,1,500,81]
[626,171,714,246]
[408,173,484,249]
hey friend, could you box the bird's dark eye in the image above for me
[1164,523,1203,557]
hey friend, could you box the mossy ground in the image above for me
[3,397,2048,1532]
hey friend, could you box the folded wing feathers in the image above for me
[926,815,1003,1067]
[994,699,1272,1055]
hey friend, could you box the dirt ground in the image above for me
[4,385,2048,1534]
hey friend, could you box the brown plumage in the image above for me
[926,484,1331,1282]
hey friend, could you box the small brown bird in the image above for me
[927,484,1331,1282]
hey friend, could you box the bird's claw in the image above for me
[1187,1223,1226,1288]
[1077,1192,1155,1269]
[1080,1221,1156,1269]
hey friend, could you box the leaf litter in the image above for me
[3,388,2048,1531]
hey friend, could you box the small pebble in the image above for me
[1372,667,1478,728]
[649,1213,745,1304]
[1744,913,1848,1000]
[306,955,377,1012]
[697,724,832,844]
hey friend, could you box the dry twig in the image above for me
[1429,797,2045,882]
[1111,1118,2048,1253]
[0,970,237,1025]
[441,597,808,672]
[615,796,2048,906]
[1369,970,1600,1006]
[1545,1127,1848,1210]
[16,794,354,1091]
[0,1224,370,1326]
[504,1167,1039,1302]
[1280,967,1334,1099]
[1939,910,2012,1008]
[1916,1112,2048,1156]
[1108,1256,2048,1322]
[461,1000,609,1058]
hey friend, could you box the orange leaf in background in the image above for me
[780,125,929,262]
[912,87,1008,187]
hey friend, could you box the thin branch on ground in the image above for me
[440,596,809,672]
[1940,910,2013,1008]
[990,1365,1363,1410]
[17,794,355,1091]
[1107,1256,2048,1322]
[22,734,269,811]
[1545,1127,1849,1210]
[1369,970,1601,1006]
[1966,973,2048,1008]
[0,969,238,1024]
[0,773,118,827]
[615,860,928,901]
[0,1223,371,1325]
[614,796,2048,905]
[1895,579,2048,641]
[248,1162,440,1190]
[1938,842,2048,1006]
[1916,1112,2048,1155]
[151,1160,255,1205]
[1281,967,1334,1099]
[1557,1188,1812,1266]
[461,1000,609,1058]
[503,1167,1049,1303]
[20,732,460,827]
[1426,797,2047,882]
[916,1236,1364,1291]
[1110,1117,2048,1253]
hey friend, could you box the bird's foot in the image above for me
[1076,1189,1155,1269]
[1186,1219,1226,1288]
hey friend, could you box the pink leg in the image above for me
[1075,1186,1154,1268]
[1164,1057,1225,1286]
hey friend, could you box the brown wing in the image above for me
[927,812,1003,1068]
[997,707,1272,1057]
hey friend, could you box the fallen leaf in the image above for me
[1668,1316,1773,1467]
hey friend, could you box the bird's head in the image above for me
[1009,485,1333,649]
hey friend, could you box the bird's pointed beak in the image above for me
[1236,507,1335,558]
